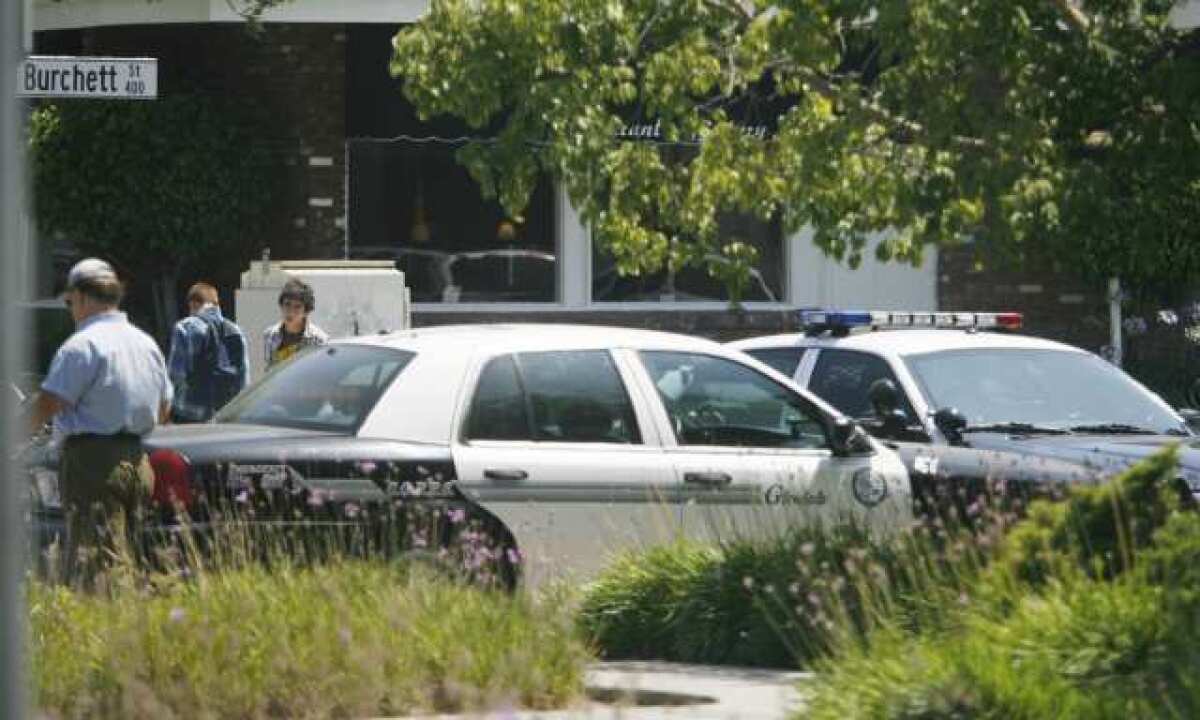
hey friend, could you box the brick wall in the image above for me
[938,245,1111,353]
[68,23,348,269]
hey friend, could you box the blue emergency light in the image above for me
[800,309,1022,335]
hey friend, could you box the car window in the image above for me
[906,348,1188,434]
[809,349,915,420]
[216,345,413,432]
[640,351,828,449]
[465,355,533,441]
[744,347,806,378]
[517,351,642,444]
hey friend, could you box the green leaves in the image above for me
[29,93,274,325]
[394,0,1200,292]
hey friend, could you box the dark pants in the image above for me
[59,433,153,587]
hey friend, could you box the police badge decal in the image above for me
[852,467,889,507]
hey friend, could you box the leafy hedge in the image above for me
[581,447,1198,720]
[805,447,1198,719]
[578,518,986,668]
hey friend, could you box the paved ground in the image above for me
[394,661,812,719]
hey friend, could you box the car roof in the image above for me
[729,329,1089,358]
[338,323,727,355]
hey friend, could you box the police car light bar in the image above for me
[800,310,1022,333]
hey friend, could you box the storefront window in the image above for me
[347,141,557,303]
[592,213,785,303]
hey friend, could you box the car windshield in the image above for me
[215,345,414,432]
[905,348,1187,435]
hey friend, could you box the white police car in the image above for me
[730,311,1200,510]
[138,324,911,585]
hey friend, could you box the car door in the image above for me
[452,349,679,585]
[630,350,886,543]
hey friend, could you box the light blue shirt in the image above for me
[42,310,173,437]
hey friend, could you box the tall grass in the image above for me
[29,517,590,719]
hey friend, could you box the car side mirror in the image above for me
[933,407,968,445]
[1180,408,1200,433]
[830,418,870,456]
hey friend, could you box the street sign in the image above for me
[17,56,157,100]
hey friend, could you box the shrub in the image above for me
[804,447,1200,720]
[578,522,973,668]
[994,446,1182,586]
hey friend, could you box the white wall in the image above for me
[1171,0,1200,29]
[788,228,938,311]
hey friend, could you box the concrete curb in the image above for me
[389,661,812,719]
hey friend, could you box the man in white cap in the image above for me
[25,258,173,583]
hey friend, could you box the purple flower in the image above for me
[168,607,186,624]
[307,489,327,507]
[446,507,467,524]
[234,489,250,504]
[505,547,523,565]
[344,502,361,519]
[357,461,378,475]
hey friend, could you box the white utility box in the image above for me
[236,258,411,382]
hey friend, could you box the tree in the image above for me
[392,0,1200,300]
[29,93,274,338]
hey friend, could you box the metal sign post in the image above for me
[1,0,30,716]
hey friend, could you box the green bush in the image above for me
[994,447,1182,586]
[804,447,1200,720]
[578,523,971,668]
[29,561,589,719]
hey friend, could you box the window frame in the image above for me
[461,349,649,446]
[743,346,808,379]
[807,348,919,423]
[633,349,837,452]
[215,345,415,434]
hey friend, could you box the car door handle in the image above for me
[484,468,528,482]
[683,471,732,487]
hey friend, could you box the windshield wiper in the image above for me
[961,422,1070,435]
[1069,423,1164,435]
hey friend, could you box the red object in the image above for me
[996,312,1024,330]
[149,449,194,509]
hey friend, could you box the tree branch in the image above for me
[789,64,987,150]
[1050,0,1092,34]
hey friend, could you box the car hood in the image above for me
[964,432,1200,493]
[143,423,449,465]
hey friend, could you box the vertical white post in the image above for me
[557,185,588,307]
[1,0,30,716]
[1108,276,1123,367]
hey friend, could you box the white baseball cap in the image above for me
[65,258,117,290]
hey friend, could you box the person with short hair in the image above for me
[263,278,328,368]
[25,258,173,584]
[167,281,250,423]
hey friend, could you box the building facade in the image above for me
[35,0,1153,346]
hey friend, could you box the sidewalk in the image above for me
[392,661,812,720]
